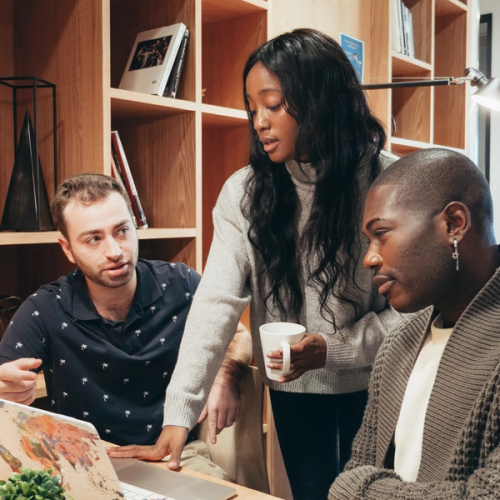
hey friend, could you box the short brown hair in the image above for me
[50,173,132,238]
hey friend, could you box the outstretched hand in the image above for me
[266,333,327,382]
[197,375,241,444]
[106,426,189,470]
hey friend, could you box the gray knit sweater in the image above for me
[163,152,403,430]
[329,266,500,500]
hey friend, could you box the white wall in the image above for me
[479,0,500,242]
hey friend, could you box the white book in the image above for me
[408,10,415,58]
[402,4,409,56]
[119,23,187,96]
[391,0,402,52]
[397,0,405,55]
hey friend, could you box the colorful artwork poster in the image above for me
[340,32,364,83]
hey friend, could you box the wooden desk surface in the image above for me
[102,443,282,500]
[168,465,281,500]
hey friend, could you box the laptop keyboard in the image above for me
[120,480,172,500]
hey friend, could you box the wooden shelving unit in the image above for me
[0,0,268,298]
[388,0,470,153]
[0,0,470,294]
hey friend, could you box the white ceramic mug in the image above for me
[259,322,306,381]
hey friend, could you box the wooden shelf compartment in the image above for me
[1,0,108,201]
[110,0,196,103]
[111,89,198,118]
[433,10,467,149]
[392,51,433,75]
[202,10,267,109]
[0,244,76,299]
[201,121,250,267]
[390,136,466,156]
[404,0,434,65]
[138,238,197,270]
[111,111,197,230]
[201,104,248,126]
[390,136,432,155]
[435,0,468,16]
[391,69,432,143]
[202,0,269,24]
[0,236,198,299]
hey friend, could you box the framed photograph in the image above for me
[340,32,364,84]
[119,23,187,96]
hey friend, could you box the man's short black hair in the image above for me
[371,148,494,237]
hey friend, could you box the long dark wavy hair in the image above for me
[242,28,386,329]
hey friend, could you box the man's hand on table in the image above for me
[106,426,189,470]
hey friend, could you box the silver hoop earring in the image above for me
[452,239,459,271]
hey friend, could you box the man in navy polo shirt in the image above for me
[0,173,251,477]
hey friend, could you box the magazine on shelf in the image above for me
[119,23,187,96]
[111,131,148,229]
[163,28,190,99]
[110,149,138,229]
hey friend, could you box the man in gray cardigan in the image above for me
[329,148,500,499]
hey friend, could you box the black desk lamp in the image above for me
[362,67,500,111]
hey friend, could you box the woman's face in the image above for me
[245,62,300,163]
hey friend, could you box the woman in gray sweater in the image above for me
[158,28,403,500]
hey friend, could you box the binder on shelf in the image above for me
[119,23,187,97]
[163,29,190,99]
[111,131,148,229]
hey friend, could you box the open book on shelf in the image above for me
[118,23,187,96]
[111,131,148,229]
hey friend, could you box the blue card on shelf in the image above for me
[340,33,364,84]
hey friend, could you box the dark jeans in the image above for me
[269,389,368,500]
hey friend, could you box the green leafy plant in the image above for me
[0,467,70,500]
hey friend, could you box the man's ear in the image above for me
[439,201,471,245]
[58,236,76,264]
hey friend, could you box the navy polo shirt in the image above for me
[0,259,201,446]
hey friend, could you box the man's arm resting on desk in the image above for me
[107,322,253,467]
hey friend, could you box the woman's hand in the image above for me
[266,333,327,382]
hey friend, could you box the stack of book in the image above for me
[111,131,148,229]
[392,0,415,59]
[118,23,189,98]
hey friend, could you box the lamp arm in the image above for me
[362,78,452,90]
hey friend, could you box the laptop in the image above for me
[0,399,237,500]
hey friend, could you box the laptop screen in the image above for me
[0,399,125,499]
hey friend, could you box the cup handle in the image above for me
[281,341,291,375]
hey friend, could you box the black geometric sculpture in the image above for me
[0,109,55,231]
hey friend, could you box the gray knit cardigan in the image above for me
[163,152,403,430]
[329,266,500,500]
